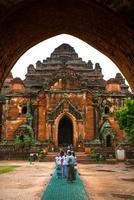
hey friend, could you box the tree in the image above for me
[116,98,134,144]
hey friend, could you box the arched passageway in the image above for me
[0,0,133,91]
[58,116,73,146]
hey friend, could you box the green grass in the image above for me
[0,165,20,174]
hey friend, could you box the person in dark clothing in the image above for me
[60,148,64,157]
[67,151,75,182]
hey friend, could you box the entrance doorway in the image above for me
[58,116,73,146]
[106,135,112,147]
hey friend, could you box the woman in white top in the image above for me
[62,153,68,178]
[55,153,63,179]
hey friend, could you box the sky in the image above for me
[12,34,122,81]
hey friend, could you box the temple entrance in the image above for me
[58,116,73,146]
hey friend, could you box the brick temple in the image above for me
[0,44,132,148]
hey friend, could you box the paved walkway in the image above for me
[41,170,89,200]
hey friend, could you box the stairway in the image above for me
[43,151,96,164]
[43,152,57,162]
[76,152,96,164]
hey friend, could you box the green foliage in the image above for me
[14,123,36,148]
[96,154,105,163]
[33,140,48,145]
[108,154,114,159]
[14,134,35,148]
[23,135,32,145]
[44,79,51,87]
[38,150,45,161]
[14,136,24,147]
[28,155,35,163]
[124,159,129,165]
[0,140,9,145]
[0,165,20,174]
[116,98,134,144]
[90,151,96,158]
[89,138,101,145]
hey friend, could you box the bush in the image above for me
[14,136,24,148]
[23,135,32,146]
[90,151,96,158]
[38,150,45,161]
[28,155,35,163]
[108,154,114,159]
[116,98,134,144]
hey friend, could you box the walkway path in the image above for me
[41,170,89,200]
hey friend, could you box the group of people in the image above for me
[55,145,77,182]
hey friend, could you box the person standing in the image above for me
[67,151,75,182]
[72,152,77,180]
[67,145,71,154]
[62,153,68,178]
[55,153,63,179]
[60,148,64,157]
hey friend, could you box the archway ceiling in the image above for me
[0,0,134,90]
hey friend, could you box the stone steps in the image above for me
[76,152,96,164]
[43,152,96,163]
[43,152,57,162]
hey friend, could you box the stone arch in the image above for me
[54,112,78,146]
[100,121,115,147]
[0,0,133,90]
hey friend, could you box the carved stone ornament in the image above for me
[47,97,83,122]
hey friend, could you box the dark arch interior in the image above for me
[58,116,73,146]
[22,106,27,114]
[106,135,112,147]
[104,106,109,115]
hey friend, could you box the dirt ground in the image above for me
[0,161,55,200]
[78,163,134,200]
[0,161,134,200]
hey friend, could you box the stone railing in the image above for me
[0,143,48,152]
[0,144,49,160]
[0,144,15,152]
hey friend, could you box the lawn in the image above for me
[0,165,20,174]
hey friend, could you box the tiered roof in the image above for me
[24,43,104,91]
[3,43,130,95]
